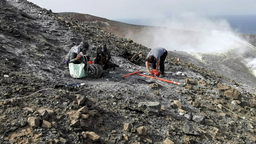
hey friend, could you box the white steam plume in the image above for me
[126,13,251,53]
[245,58,256,76]
[125,13,256,77]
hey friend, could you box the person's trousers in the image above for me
[152,50,168,74]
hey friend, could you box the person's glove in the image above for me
[64,60,68,64]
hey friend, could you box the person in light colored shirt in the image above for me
[145,47,168,76]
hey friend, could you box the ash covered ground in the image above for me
[1,0,256,144]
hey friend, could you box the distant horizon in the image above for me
[56,11,256,35]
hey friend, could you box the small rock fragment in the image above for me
[163,138,174,144]
[27,117,41,128]
[77,94,86,106]
[124,123,132,131]
[42,120,52,129]
[81,114,89,119]
[171,100,182,109]
[77,106,88,114]
[137,126,147,135]
[82,131,100,141]
[183,122,199,135]
[192,115,204,123]
[123,134,129,141]
[186,78,198,85]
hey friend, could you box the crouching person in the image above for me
[64,41,89,65]
[64,41,90,78]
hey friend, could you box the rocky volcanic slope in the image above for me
[58,12,148,39]
[1,0,256,144]
[62,12,256,89]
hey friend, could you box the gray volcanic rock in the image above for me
[183,122,200,135]
[138,101,161,115]
[1,0,256,144]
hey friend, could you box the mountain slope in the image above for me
[61,12,256,88]
[59,12,256,47]
[1,0,256,144]
[58,12,149,38]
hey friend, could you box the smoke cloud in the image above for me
[126,13,251,53]
[125,13,256,77]
[245,58,256,76]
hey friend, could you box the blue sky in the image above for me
[28,0,256,21]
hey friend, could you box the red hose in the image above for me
[138,74,181,85]
[122,71,141,78]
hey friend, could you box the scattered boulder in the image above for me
[67,110,80,121]
[67,110,81,127]
[163,138,174,144]
[37,108,55,121]
[27,117,41,128]
[192,115,205,123]
[23,107,34,113]
[198,80,206,86]
[42,120,52,129]
[149,83,160,89]
[138,102,161,115]
[251,135,256,142]
[82,131,87,138]
[59,137,67,144]
[192,100,201,108]
[224,87,241,99]
[77,94,86,106]
[171,100,182,109]
[186,78,198,85]
[137,126,147,136]
[217,83,230,90]
[145,137,153,143]
[70,119,80,127]
[184,113,192,120]
[178,109,187,115]
[123,134,129,141]
[183,122,200,136]
[82,131,100,141]
[124,123,132,132]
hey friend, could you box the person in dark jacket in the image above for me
[145,47,168,77]
[64,41,89,65]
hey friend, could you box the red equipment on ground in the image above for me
[122,70,182,86]
[122,71,141,78]
[150,69,160,76]
[138,74,182,85]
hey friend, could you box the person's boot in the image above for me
[159,72,165,78]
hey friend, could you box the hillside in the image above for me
[58,13,202,48]
[58,12,149,38]
[59,12,256,47]
[1,0,256,144]
[61,13,256,88]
